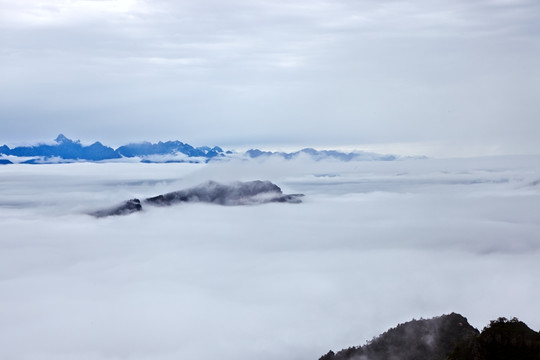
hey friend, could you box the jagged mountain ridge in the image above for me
[116,141,224,158]
[0,134,400,164]
[319,313,540,360]
[3,134,120,162]
[0,134,223,163]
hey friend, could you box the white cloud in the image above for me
[0,157,539,359]
[1,0,156,28]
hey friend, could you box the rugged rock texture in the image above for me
[448,317,540,360]
[145,180,302,206]
[92,199,143,218]
[92,180,303,217]
[319,314,540,360]
[320,313,479,360]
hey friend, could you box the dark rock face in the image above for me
[320,313,479,360]
[92,180,303,217]
[92,199,142,218]
[319,314,540,360]
[448,317,540,360]
[145,180,301,206]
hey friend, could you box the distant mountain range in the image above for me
[245,148,397,161]
[319,313,540,360]
[0,134,402,164]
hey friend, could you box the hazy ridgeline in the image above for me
[0,156,539,360]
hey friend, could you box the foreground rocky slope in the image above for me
[448,317,540,360]
[319,314,540,360]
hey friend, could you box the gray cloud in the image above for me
[1,0,539,154]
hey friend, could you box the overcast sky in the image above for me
[1,0,539,155]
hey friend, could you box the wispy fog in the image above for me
[1,157,539,360]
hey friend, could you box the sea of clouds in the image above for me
[0,156,539,360]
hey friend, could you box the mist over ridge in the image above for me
[92,180,304,218]
[319,313,540,360]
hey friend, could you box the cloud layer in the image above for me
[0,156,539,360]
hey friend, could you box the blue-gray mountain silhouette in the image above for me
[116,141,224,159]
[0,134,402,163]
[245,147,397,161]
[0,134,119,161]
[0,134,225,163]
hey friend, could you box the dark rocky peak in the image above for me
[448,317,540,360]
[319,314,540,360]
[92,199,142,218]
[91,180,304,217]
[320,313,479,360]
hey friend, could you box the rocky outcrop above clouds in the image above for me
[92,180,303,217]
